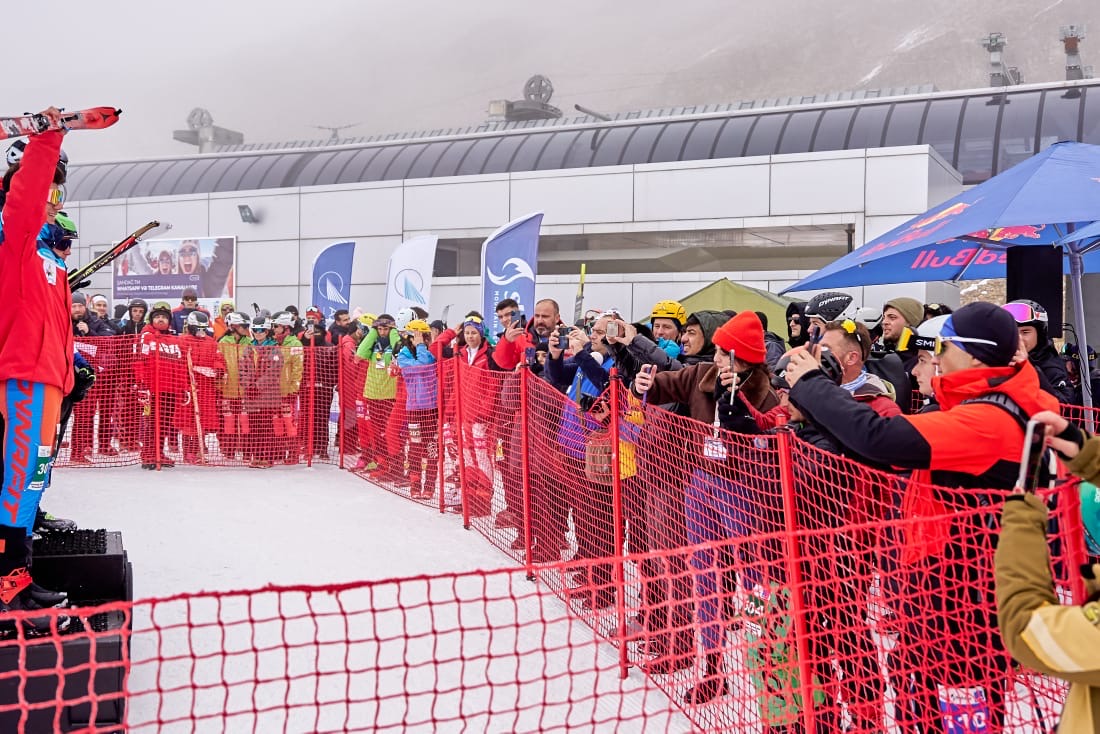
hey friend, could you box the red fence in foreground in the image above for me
[25,340,1088,731]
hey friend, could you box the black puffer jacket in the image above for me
[1029,342,1075,405]
[786,301,810,348]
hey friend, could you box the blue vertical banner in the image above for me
[312,241,356,320]
[481,212,543,335]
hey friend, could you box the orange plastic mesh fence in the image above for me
[31,352,1086,732]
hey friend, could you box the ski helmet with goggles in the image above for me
[272,311,296,328]
[251,317,273,332]
[650,300,687,327]
[1004,299,1049,341]
[6,140,68,181]
[226,311,250,328]
[394,307,416,331]
[185,311,210,331]
[804,291,854,323]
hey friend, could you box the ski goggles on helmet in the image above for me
[47,187,65,206]
[1002,302,1048,325]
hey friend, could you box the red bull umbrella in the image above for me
[781,140,1100,412]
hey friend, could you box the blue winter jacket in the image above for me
[397,344,437,411]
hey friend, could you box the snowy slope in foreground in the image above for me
[47,465,690,733]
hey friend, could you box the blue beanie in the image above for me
[942,302,1018,367]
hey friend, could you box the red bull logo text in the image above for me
[857,201,977,260]
[910,248,1008,271]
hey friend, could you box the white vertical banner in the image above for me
[385,235,438,315]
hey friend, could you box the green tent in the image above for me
[679,279,796,337]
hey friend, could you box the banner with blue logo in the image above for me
[385,235,438,316]
[312,241,356,321]
[481,212,543,335]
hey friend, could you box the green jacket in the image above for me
[996,492,1100,733]
[356,328,400,400]
[277,334,303,397]
[217,333,253,399]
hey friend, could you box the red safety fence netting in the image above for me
[32,342,1088,731]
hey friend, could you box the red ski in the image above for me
[0,107,121,141]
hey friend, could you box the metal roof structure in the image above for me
[65,78,1100,202]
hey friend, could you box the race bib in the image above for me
[703,436,727,461]
[938,686,990,733]
[28,446,54,492]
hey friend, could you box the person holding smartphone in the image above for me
[395,320,439,500]
[995,410,1100,733]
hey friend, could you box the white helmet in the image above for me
[272,310,296,328]
[394,307,417,331]
[185,311,210,329]
[855,306,882,330]
[912,314,950,353]
[226,311,250,328]
[251,317,273,332]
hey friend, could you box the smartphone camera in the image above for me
[557,325,570,350]
[516,313,527,329]
[606,321,619,339]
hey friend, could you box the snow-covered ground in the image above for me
[46,465,693,733]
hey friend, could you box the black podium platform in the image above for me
[0,530,134,733]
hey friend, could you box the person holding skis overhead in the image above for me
[0,109,75,633]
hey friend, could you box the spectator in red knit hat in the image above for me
[711,310,776,413]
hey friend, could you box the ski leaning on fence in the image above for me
[68,221,168,288]
[0,107,121,141]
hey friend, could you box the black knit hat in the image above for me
[942,302,1019,367]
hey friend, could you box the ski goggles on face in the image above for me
[47,187,65,206]
[1002,302,1047,325]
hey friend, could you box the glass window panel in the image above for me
[129,161,176,198]
[174,159,222,194]
[561,130,598,169]
[846,105,889,149]
[191,158,240,193]
[650,121,696,162]
[1039,88,1083,149]
[508,133,554,171]
[68,165,113,201]
[150,161,198,197]
[883,100,928,146]
[456,138,502,175]
[811,107,855,151]
[361,146,402,181]
[212,156,263,192]
[712,117,755,158]
[294,151,340,186]
[381,144,429,180]
[334,149,379,184]
[90,164,133,200]
[618,124,664,165]
[534,131,582,170]
[777,111,821,154]
[957,95,1002,184]
[680,118,725,160]
[405,142,452,179]
[481,135,526,173]
[744,113,789,156]
[104,162,149,199]
[1080,88,1100,144]
[430,140,475,177]
[256,154,300,189]
[996,91,1042,174]
[589,126,634,167]
[919,98,965,164]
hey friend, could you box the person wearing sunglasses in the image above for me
[784,301,1060,730]
[170,287,211,334]
[1004,299,1075,406]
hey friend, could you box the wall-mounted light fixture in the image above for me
[238,204,260,224]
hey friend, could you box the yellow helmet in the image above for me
[358,313,377,327]
[650,300,687,326]
[403,319,432,334]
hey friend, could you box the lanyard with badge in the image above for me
[703,350,734,461]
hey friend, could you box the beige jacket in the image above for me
[995,492,1100,732]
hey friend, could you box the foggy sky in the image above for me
[14,0,1098,165]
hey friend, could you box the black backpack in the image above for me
[865,352,911,413]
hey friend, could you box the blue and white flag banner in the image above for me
[385,235,438,316]
[312,241,356,321]
[481,212,543,336]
